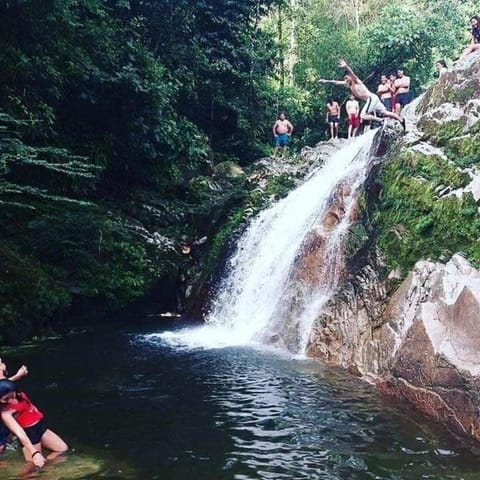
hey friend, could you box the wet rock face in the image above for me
[376,255,480,441]
[306,248,391,373]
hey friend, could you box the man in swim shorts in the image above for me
[325,98,340,140]
[272,112,294,159]
[345,94,360,138]
[377,74,394,111]
[319,59,406,131]
[393,68,411,114]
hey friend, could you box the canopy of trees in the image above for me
[0,0,477,340]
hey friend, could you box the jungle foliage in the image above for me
[0,0,478,340]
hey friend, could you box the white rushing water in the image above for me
[153,131,377,353]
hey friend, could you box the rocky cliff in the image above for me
[306,52,480,442]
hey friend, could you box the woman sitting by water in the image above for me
[458,15,480,60]
[0,379,68,468]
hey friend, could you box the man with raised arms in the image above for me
[319,59,406,131]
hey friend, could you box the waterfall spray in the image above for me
[154,131,378,353]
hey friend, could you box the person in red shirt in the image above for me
[0,358,29,454]
[0,379,68,468]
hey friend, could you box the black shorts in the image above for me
[328,115,339,124]
[396,92,410,107]
[24,419,47,444]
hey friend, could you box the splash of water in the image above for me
[153,131,377,353]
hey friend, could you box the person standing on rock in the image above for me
[377,74,394,112]
[345,94,360,139]
[393,68,411,115]
[325,98,340,140]
[272,112,294,159]
[319,59,406,131]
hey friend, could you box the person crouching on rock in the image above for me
[0,379,68,468]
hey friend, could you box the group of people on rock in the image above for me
[272,14,480,150]
[322,65,411,141]
[0,358,67,469]
[319,59,407,140]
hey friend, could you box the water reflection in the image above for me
[1,327,479,480]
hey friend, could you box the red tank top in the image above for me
[3,392,44,428]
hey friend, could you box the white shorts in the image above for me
[361,94,387,116]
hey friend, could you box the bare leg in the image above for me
[41,429,68,456]
[334,123,338,139]
[348,124,352,139]
[459,43,480,60]
[329,122,334,139]
[352,126,358,137]
[272,145,278,159]
[361,112,383,123]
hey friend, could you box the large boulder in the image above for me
[377,255,480,440]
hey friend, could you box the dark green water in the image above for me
[1,322,479,479]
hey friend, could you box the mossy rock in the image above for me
[213,161,247,183]
[418,59,480,114]
[445,134,480,167]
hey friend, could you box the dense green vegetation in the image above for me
[0,0,478,341]
[369,150,480,274]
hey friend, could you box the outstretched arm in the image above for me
[338,59,360,83]
[9,365,28,382]
[319,79,346,86]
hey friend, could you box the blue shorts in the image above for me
[381,98,392,111]
[328,115,339,124]
[396,92,410,107]
[275,134,289,147]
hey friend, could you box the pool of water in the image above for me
[1,321,479,479]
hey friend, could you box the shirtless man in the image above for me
[377,74,394,112]
[319,59,405,131]
[325,98,340,140]
[272,112,294,159]
[393,68,410,115]
[345,94,360,139]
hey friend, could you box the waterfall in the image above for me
[156,131,377,354]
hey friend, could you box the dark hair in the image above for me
[328,97,334,104]
[0,379,16,399]
[470,15,480,22]
[436,59,447,68]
